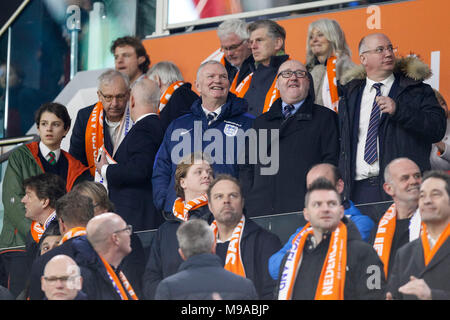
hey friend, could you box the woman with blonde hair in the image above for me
[305,18,355,112]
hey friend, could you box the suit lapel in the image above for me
[421,238,450,276]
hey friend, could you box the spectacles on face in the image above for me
[361,45,398,55]
[98,90,128,103]
[278,70,307,79]
[43,275,77,284]
[113,224,133,235]
[221,40,245,53]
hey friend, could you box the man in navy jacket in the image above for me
[95,78,164,231]
[152,61,254,213]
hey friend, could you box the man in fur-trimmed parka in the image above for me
[338,33,445,215]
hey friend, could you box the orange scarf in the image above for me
[234,72,279,114]
[421,222,450,266]
[172,194,208,221]
[210,216,246,277]
[373,203,397,277]
[85,102,104,176]
[30,212,57,243]
[326,55,339,113]
[59,227,87,244]
[159,81,185,113]
[278,222,347,300]
[99,255,138,300]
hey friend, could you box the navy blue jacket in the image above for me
[28,234,145,300]
[142,205,213,299]
[338,61,446,202]
[159,82,199,132]
[239,86,340,217]
[106,114,164,231]
[155,253,258,300]
[143,215,281,300]
[69,103,114,168]
[244,54,289,117]
[152,93,254,212]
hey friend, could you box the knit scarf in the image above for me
[159,81,185,113]
[421,222,450,266]
[324,54,339,113]
[235,72,279,114]
[30,212,57,243]
[210,215,246,277]
[59,227,87,244]
[278,221,347,300]
[99,255,138,300]
[172,194,208,221]
[373,203,397,277]
[85,102,132,176]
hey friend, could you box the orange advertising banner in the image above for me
[143,0,448,101]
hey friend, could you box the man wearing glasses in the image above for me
[70,69,132,176]
[216,19,254,92]
[338,33,446,209]
[239,59,339,217]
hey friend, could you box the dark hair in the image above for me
[304,177,340,207]
[422,170,450,198]
[35,102,71,130]
[110,36,151,73]
[206,174,242,200]
[248,19,286,50]
[55,192,94,227]
[22,173,66,209]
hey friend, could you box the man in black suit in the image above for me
[69,69,132,176]
[387,170,450,300]
[95,78,164,231]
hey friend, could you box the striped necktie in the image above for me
[207,112,217,125]
[364,82,383,165]
[48,151,56,165]
[283,104,295,119]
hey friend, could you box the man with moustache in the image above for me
[338,33,446,205]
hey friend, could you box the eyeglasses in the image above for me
[98,90,129,103]
[278,70,308,79]
[221,40,245,53]
[43,275,78,284]
[361,45,398,55]
[113,224,133,235]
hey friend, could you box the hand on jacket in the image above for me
[376,96,396,115]
[398,276,432,300]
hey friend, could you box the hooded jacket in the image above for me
[338,56,446,201]
[152,93,254,213]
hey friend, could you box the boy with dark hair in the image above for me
[0,102,89,297]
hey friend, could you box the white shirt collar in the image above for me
[39,141,60,162]
[366,73,395,92]
[202,105,222,119]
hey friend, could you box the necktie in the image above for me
[364,83,383,165]
[207,112,217,125]
[282,104,295,119]
[48,151,56,165]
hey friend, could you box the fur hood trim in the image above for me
[340,56,432,86]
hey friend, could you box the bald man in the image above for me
[96,78,165,231]
[370,158,422,280]
[338,33,445,205]
[81,212,137,300]
[41,255,84,300]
